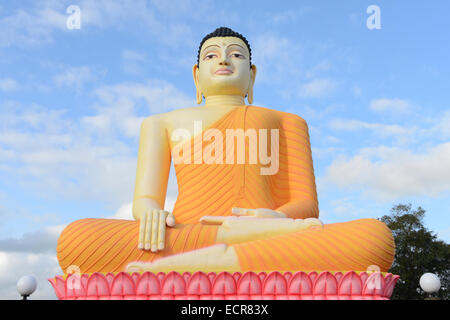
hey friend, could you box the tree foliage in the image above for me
[380,204,449,300]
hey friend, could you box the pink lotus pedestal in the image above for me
[49,271,399,300]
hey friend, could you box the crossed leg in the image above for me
[126,218,395,273]
[126,217,323,273]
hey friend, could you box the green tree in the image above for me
[380,204,449,300]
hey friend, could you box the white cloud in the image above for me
[86,80,194,138]
[299,79,336,98]
[269,7,313,24]
[76,0,199,48]
[107,202,133,220]
[329,107,450,147]
[431,110,450,140]
[0,225,65,254]
[329,198,367,218]
[122,49,146,61]
[252,34,303,84]
[148,0,239,27]
[305,60,332,79]
[122,49,147,75]
[353,85,362,97]
[0,1,195,49]
[294,103,346,122]
[0,79,192,209]
[0,252,8,274]
[312,146,344,159]
[53,66,96,91]
[0,5,67,47]
[329,118,416,138]
[324,143,450,201]
[0,78,18,91]
[78,0,155,29]
[325,135,340,143]
[369,98,411,113]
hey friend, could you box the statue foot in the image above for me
[216,217,323,244]
[126,244,241,274]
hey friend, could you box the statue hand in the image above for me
[138,209,175,252]
[231,207,287,218]
[198,208,286,225]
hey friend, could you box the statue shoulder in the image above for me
[250,105,308,128]
[163,106,203,121]
[283,112,308,127]
[273,109,307,124]
[144,106,205,134]
[141,113,167,129]
[141,107,200,128]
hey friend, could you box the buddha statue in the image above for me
[56,27,395,276]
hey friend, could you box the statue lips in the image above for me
[215,68,233,75]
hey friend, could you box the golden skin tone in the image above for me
[129,36,322,272]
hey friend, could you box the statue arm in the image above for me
[132,115,172,221]
[275,115,319,219]
[276,199,318,219]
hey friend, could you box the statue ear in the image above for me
[192,64,203,104]
[247,64,257,105]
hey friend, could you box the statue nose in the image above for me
[219,57,229,65]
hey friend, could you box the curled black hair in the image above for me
[196,27,252,68]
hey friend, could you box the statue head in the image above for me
[193,27,257,104]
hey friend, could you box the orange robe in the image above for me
[57,106,395,274]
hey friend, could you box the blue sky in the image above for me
[0,0,449,299]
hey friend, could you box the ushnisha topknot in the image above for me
[197,27,252,68]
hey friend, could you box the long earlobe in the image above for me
[247,86,253,104]
[192,64,203,104]
[247,65,257,105]
[196,89,203,104]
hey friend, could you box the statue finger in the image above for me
[158,210,168,250]
[304,218,323,230]
[231,207,249,216]
[150,209,159,252]
[126,262,144,273]
[274,210,287,218]
[144,209,153,250]
[199,216,227,225]
[138,211,147,249]
[166,211,175,227]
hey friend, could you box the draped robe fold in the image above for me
[57,106,395,274]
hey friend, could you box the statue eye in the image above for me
[204,53,217,60]
[230,53,245,59]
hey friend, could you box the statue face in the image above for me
[194,36,256,98]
